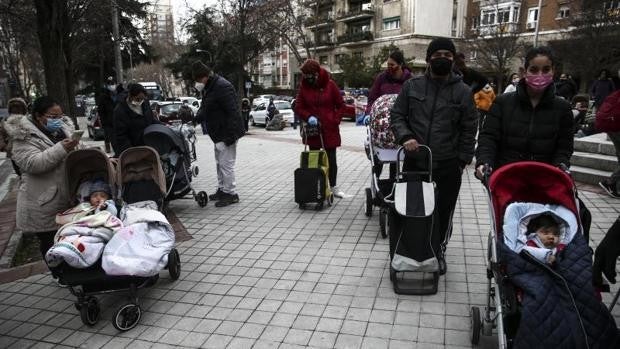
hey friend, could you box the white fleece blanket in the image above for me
[503,202,579,263]
[102,201,175,277]
[46,211,123,268]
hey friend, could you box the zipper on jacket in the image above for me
[526,106,536,159]
[425,82,442,147]
[522,251,590,349]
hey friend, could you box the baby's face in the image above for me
[537,227,560,248]
[89,191,109,206]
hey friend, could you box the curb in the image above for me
[0,261,47,284]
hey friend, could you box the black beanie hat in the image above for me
[426,37,456,61]
[192,61,212,80]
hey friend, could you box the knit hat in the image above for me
[426,37,456,61]
[300,59,321,74]
[192,61,212,80]
[88,180,112,198]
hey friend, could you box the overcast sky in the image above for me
[171,0,216,35]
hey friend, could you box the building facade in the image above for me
[147,0,175,46]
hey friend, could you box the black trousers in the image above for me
[34,230,59,277]
[403,157,462,255]
[309,147,337,187]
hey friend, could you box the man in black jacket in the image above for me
[113,83,159,156]
[193,61,245,207]
[390,38,478,275]
[96,77,117,153]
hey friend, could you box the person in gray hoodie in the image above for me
[390,37,478,275]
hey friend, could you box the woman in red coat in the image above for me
[295,59,346,198]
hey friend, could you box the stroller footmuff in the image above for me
[385,146,439,295]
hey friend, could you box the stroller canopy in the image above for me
[117,146,167,200]
[488,161,578,237]
[143,124,187,156]
[65,148,116,201]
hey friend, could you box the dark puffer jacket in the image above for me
[390,73,478,165]
[196,74,245,145]
[476,80,574,169]
[113,100,159,155]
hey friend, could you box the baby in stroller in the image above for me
[80,179,117,216]
[523,213,565,265]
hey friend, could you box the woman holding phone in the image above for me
[4,96,78,266]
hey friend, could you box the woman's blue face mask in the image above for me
[45,117,63,132]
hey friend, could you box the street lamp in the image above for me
[195,49,213,65]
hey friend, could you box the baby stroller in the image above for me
[471,161,619,348]
[364,94,399,238]
[54,147,181,332]
[384,146,439,295]
[143,123,208,207]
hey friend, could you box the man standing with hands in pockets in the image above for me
[390,37,478,274]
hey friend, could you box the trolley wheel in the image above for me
[379,208,387,238]
[113,303,142,332]
[79,297,100,327]
[196,191,208,207]
[168,248,181,281]
[364,188,372,217]
[470,306,482,345]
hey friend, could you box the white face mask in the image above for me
[130,99,143,107]
[195,82,205,92]
[107,84,116,92]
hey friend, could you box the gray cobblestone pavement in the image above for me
[0,122,618,348]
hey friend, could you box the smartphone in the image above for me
[71,130,84,141]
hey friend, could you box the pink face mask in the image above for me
[525,73,554,92]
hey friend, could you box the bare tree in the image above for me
[466,1,525,91]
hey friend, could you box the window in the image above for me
[319,56,328,65]
[383,17,400,30]
[335,54,345,64]
[481,9,495,25]
[527,7,539,23]
[353,52,363,59]
[471,16,480,29]
[498,7,510,23]
[557,6,570,18]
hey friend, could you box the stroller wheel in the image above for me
[379,208,388,238]
[168,248,181,281]
[79,296,100,327]
[192,165,199,177]
[298,203,306,210]
[389,268,396,282]
[470,306,482,345]
[113,303,142,331]
[316,202,324,211]
[196,191,208,207]
[364,188,372,217]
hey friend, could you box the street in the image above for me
[0,122,619,349]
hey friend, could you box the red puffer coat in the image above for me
[295,68,344,149]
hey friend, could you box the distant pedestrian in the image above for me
[504,73,520,94]
[295,58,347,198]
[193,61,245,207]
[591,69,617,109]
[96,76,117,153]
[113,83,159,156]
[241,98,251,132]
[555,73,577,101]
[266,98,277,123]
[454,52,488,94]
[390,37,478,275]
[291,99,299,130]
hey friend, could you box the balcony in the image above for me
[475,22,519,36]
[337,31,373,44]
[337,5,375,22]
[303,0,334,6]
[304,13,335,28]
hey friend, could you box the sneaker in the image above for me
[209,188,224,201]
[331,186,346,198]
[215,193,240,207]
[599,181,620,198]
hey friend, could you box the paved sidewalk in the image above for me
[0,123,618,348]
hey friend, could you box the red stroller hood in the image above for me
[488,161,578,237]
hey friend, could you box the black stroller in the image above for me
[143,123,208,207]
[54,147,181,332]
[384,146,440,295]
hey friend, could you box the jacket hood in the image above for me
[4,114,72,142]
[384,68,413,84]
[300,67,330,89]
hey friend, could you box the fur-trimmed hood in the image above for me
[300,67,331,90]
[4,114,73,143]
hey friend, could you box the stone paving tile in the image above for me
[0,124,618,349]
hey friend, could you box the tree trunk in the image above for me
[34,0,77,128]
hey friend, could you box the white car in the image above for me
[249,100,294,126]
[175,97,200,114]
[251,94,276,108]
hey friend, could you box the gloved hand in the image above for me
[308,116,318,126]
[363,115,371,125]
[593,217,620,286]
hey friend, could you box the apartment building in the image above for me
[147,0,175,46]
[252,39,292,90]
[304,0,468,74]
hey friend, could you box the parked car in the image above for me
[157,101,194,124]
[175,96,201,110]
[86,106,105,140]
[251,94,276,108]
[339,96,357,121]
[249,100,294,126]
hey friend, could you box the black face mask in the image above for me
[430,58,453,76]
[304,76,316,85]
